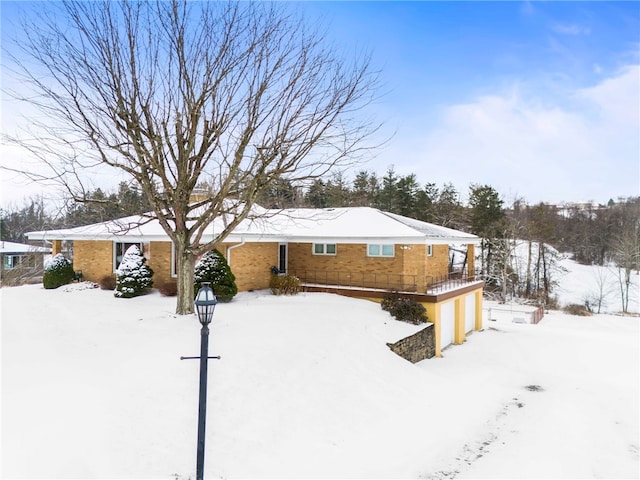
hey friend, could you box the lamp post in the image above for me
[193,282,218,480]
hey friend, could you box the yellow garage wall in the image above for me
[421,285,483,357]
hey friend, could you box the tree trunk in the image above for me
[525,240,532,297]
[541,242,549,304]
[175,240,196,315]
[535,242,542,297]
[625,268,631,313]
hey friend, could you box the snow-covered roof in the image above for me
[25,206,480,245]
[257,207,479,244]
[0,241,51,255]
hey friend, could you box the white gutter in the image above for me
[225,237,246,267]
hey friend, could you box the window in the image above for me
[114,242,143,270]
[367,244,394,257]
[278,244,287,273]
[313,243,336,255]
[427,245,433,257]
[3,255,17,269]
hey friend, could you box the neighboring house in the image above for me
[26,206,484,356]
[0,240,52,286]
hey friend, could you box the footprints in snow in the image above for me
[423,385,544,480]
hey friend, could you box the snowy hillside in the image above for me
[556,255,639,314]
[1,272,638,478]
[452,240,640,314]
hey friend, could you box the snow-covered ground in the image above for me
[1,265,638,478]
[556,256,639,314]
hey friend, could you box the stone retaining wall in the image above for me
[387,323,435,363]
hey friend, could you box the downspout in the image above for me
[225,238,246,268]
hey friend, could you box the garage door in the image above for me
[465,294,476,333]
[441,301,455,349]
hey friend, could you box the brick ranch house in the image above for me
[27,206,484,356]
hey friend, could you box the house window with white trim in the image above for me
[367,244,394,257]
[114,242,143,270]
[3,255,18,269]
[313,243,336,255]
[427,244,433,257]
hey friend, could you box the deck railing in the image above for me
[288,269,480,294]
[425,271,480,294]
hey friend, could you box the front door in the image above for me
[278,243,287,274]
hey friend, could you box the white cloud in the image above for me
[552,23,591,36]
[403,66,640,204]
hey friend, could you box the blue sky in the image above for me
[296,1,640,205]
[1,1,639,206]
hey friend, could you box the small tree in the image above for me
[42,253,75,289]
[194,250,237,302]
[114,245,154,298]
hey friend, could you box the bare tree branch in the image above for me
[2,0,382,313]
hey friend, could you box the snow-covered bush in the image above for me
[114,245,154,298]
[194,249,237,302]
[42,254,75,289]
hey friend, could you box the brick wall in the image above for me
[223,242,278,291]
[426,244,449,278]
[148,242,173,285]
[288,242,449,291]
[71,237,455,293]
[387,324,435,362]
[73,240,113,282]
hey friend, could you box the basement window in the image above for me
[313,243,336,255]
[367,244,394,257]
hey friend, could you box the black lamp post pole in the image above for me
[196,322,210,480]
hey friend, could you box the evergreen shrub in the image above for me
[381,291,428,325]
[43,254,75,289]
[194,249,238,302]
[114,245,154,298]
[269,274,301,295]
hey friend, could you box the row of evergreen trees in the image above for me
[43,246,238,302]
[3,168,638,308]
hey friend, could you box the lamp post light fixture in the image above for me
[193,282,218,480]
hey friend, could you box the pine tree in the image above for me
[194,249,238,302]
[114,245,154,298]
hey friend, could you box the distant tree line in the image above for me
[2,169,637,311]
[0,182,150,242]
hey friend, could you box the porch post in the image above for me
[51,240,63,256]
[466,244,475,280]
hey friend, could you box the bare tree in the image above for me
[584,266,616,314]
[611,228,639,313]
[3,1,381,313]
